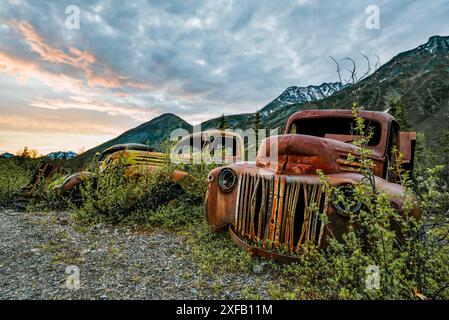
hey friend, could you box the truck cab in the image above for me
[284,110,416,180]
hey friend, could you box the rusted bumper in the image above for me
[228,225,303,263]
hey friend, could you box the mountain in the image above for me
[45,151,77,160]
[0,152,14,159]
[287,35,449,142]
[199,82,343,133]
[83,113,192,159]
[260,82,343,117]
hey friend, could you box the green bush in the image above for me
[135,202,203,230]
[71,155,208,229]
[0,158,32,206]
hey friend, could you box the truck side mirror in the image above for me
[399,132,416,176]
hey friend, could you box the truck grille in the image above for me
[133,153,166,166]
[234,173,329,254]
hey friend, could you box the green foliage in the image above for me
[0,159,32,206]
[441,131,449,181]
[414,132,437,171]
[255,110,261,147]
[389,97,411,130]
[71,150,210,230]
[181,162,217,201]
[134,202,203,230]
[2,109,447,300]
[218,113,230,130]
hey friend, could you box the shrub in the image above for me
[71,154,209,229]
[0,158,32,206]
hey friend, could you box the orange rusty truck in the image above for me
[204,109,419,262]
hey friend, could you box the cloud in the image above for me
[0,130,116,155]
[9,20,96,68]
[6,19,151,90]
[28,96,157,121]
[0,51,84,92]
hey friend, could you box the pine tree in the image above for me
[218,113,229,131]
[395,98,411,131]
[388,97,397,117]
[388,98,411,131]
[16,146,30,158]
[442,130,449,181]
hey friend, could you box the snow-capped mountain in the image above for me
[45,151,77,160]
[0,152,14,159]
[415,35,449,54]
[261,82,343,116]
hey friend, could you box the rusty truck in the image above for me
[204,109,419,262]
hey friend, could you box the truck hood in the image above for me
[256,134,361,174]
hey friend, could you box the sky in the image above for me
[0,0,448,154]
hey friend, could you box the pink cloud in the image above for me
[3,19,200,106]
[10,20,95,69]
[7,19,152,90]
[0,51,84,91]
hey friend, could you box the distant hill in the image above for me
[199,82,343,133]
[45,151,77,160]
[82,113,192,159]
[0,152,14,159]
[81,83,337,159]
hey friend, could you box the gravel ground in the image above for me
[0,209,274,300]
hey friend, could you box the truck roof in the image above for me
[285,109,396,131]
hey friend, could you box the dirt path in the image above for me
[0,210,273,299]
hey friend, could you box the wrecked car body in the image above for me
[24,131,244,200]
[171,130,245,165]
[205,109,419,262]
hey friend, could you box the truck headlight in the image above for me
[218,168,237,192]
[332,184,362,216]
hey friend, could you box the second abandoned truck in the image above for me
[205,109,419,262]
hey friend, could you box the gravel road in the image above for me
[0,209,274,300]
